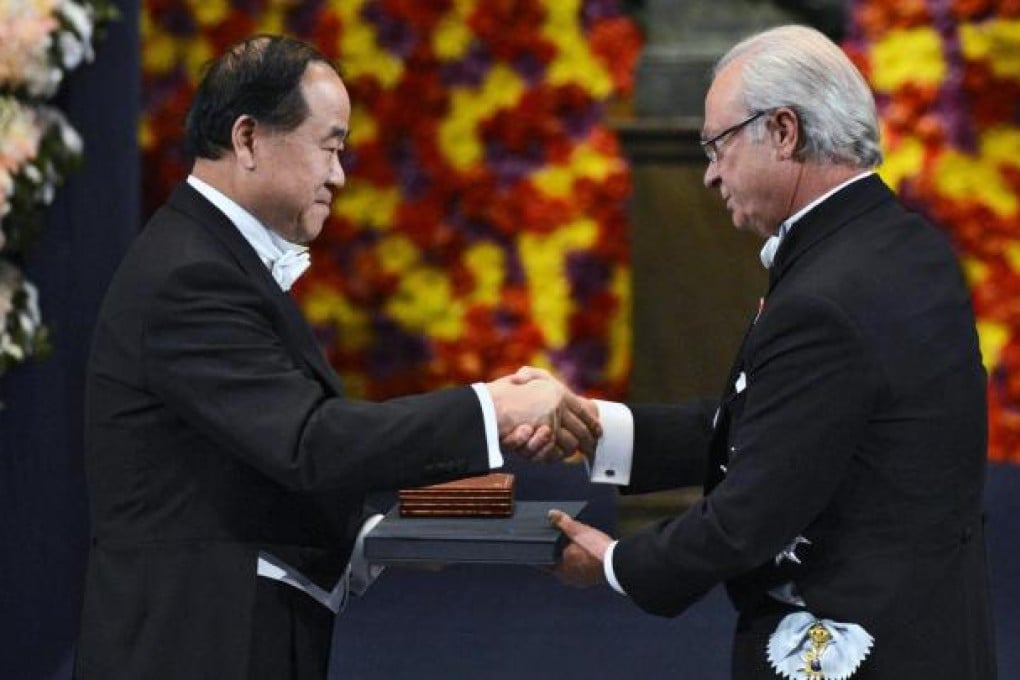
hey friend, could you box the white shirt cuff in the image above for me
[603,540,626,595]
[349,513,386,596]
[588,399,633,485]
[471,382,505,469]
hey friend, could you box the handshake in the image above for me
[485,366,601,463]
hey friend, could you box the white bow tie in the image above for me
[759,220,793,270]
[759,235,782,269]
[270,248,311,291]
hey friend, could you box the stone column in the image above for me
[635,0,800,118]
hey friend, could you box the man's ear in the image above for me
[770,107,801,161]
[231,115,258,170]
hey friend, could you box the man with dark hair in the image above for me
[76,35,597,680]
[540,25,996,678]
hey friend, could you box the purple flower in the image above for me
[395,145,432,199]
[582,0,622,29]
[566,252,610,303]
[563,101,603,140]
[368,318,430,378]
[285,0,325,35]
[485,142,545,184]
[361,1,418,58]
[162,6,196,35]
[551,339,608,391]
[440,45,492,88]
[512,52,548,85]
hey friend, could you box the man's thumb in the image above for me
[548,509,578,538]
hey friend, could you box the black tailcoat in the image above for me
[77,184,490,678]
[614,176,996,678]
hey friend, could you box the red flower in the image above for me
[312,11,344,60]
[208,11,259,52]
[952,0,994,21]
[380,0,452,31]
[588,16,643,95]
[466,0,555,63]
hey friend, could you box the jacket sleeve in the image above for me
[141,257,490,494]
[622,399,717,493]
[614,292,877,617]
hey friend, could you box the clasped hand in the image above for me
[485,366,601,463]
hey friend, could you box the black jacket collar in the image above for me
[166,182,345,396]
[769,174,895,291]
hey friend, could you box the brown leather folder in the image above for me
[399,473,514,518]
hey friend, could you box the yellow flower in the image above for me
[1006,243,1020,273]
[518,217,599,348]
[439,65,525,169]
[961,19,1020,80]
[376,234,420,275]
[303,286,372,351]
[531,164,574,198]
[606,265,631,383]
[258,7,287,35]
[571,142,616,181]
[138,115,154,151]
[961,256,988,288]
[976,319,1010,372]
[934,150,1017,217]
[335,0,403,87]
[185,0,229,28]
[870,28,945,93]
[463,241,505,305]
[980,127,1020,169]
[542,0,613,98]
[532,142,619,197]
[385,266,465,340]
[334,182,400,230]
[348,106,378,146]
[184,36,215,83]
[141,22,178,77]
[878,136,924,193]
[433,0,474,61]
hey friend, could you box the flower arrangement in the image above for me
[847,0,1020,462]
[0,0,116,378]
[141,0,641,401]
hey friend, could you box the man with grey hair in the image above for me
[540,24,996,678]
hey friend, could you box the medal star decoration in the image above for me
[775,535,812,566]
[767,612,874,680]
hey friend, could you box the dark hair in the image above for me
[185,35,337,160]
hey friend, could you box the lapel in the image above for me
[768,174,895,293]
[705,300,761,490]
[166,183,346,396]
[707,176,895,491]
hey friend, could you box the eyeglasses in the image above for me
[700,110,765,163]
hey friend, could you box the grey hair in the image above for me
[715,25,882,168]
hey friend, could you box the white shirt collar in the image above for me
[760,170,874,269]
[186,174,310,291]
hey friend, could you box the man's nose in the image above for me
[703,161,720,189]
[328,154,345,189]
